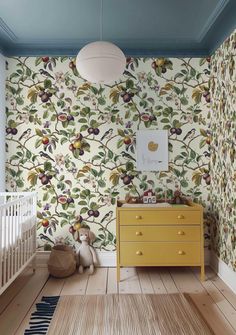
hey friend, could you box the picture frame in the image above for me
[136,130,168,171]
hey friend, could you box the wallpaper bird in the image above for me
[18,128,31,141]
[39,151,55,162]
[101,210,113,223]
[100,129,113,141]
[183,129,196,141]
[39,69,54,79]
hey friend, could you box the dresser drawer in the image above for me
[120,242,201,266]
[120,225,200,242]
[119,210,200,225]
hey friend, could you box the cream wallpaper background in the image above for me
[5,56,211,251]
[210,29,236,271]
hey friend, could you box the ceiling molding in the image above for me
[0,0,235,57]
[14,35,197,45]
[197,0,229,42]
[4,46,210,58]
[0,17,17,42]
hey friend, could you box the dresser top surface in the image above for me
[117,201,203,211]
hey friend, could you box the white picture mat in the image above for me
[136,130,168,171]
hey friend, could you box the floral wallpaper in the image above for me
[210,29,236,271]
[5,56,211,251]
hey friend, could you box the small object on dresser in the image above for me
[77,228,98,274]
[125,193,141,204]
[143,189,156,204]
[170,190,189,205]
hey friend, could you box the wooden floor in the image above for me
[0,266,236,335]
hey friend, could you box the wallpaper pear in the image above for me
[5,56,211,251]
[210,29,236,271]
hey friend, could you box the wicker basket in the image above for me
[47,244,76,278]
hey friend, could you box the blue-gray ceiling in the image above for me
[0,0,235,56]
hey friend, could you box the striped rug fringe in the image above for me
[24,296,60,335]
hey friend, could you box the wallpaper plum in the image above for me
[210,29,236,271]
[5,56,211,251]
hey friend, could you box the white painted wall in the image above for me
[0,53,6,191]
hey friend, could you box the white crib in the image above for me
[0,192,37,295]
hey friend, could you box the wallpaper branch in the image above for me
[5,56,211,251]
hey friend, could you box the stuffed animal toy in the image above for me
[170,190,189,205]
[77,228,98,274]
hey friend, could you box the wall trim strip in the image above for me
[36,250,117,268]
[36,249,210,268]
[210,251,236,294]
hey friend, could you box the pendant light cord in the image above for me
[100,0,103,41]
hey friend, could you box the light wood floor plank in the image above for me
[191,267,236,331]
[119,268,141,294]
[206,267,236,309]
[137,268,154,294]
[0,267,33,315]
[170,267,236,335]
[86,268,108,295]
[149,268,167,294]
[107,267,118,294]
[15,275,65,335]
[0,268,49,335]
[61,270,89,295]
[159,268,179,294]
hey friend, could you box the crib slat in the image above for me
[16,200,20,274]
[0,207,2,289]
[0,192,37,296]
[3,207,7,286]
[7,204,11,282]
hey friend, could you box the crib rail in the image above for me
[0,192,37,295]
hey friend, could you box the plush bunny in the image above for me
[77,228,98,274]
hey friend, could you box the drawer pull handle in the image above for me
[136,231,142,236]
[177,231,185,235]
[136,251,143,255]
[135,215,142,220]
[177,215,184,219]
[178,250,185,255]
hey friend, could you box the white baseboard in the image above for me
[96,251,116,267]
[37,249,210,268]
[36,250,116,267]
[210,251,236,294]
[204,248,210,265]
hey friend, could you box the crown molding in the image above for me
[5,50,210,58]
[0,17,17,42]
[0,0,234,57]
[4,45,210,57]
[197,0,229,42]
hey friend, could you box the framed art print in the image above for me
[136,130,168,171]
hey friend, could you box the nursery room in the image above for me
[0,0,236,334]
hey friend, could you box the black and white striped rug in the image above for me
[24,296,59,335]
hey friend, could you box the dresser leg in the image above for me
[200,265,205,281]
[117,266,120,282]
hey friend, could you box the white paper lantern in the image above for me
[76,41,126,84]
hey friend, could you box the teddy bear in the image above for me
[77,228,98,274]
[170,190,189,205]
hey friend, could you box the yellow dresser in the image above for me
[116,201,204,281]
